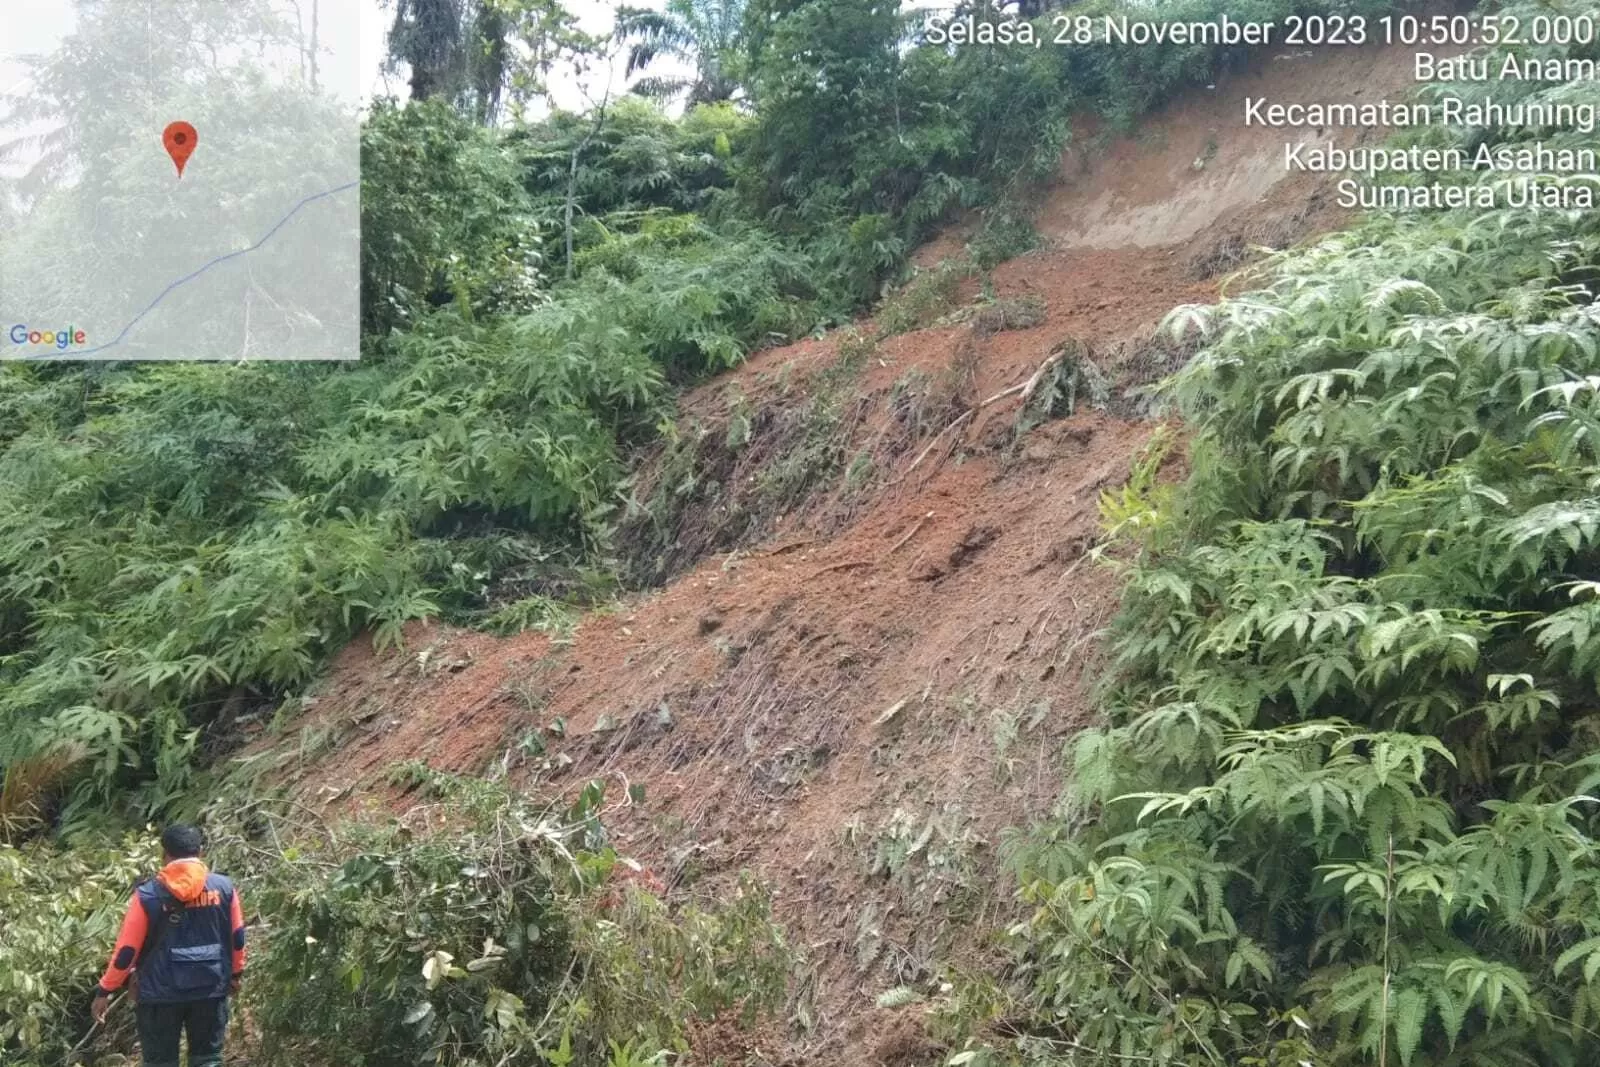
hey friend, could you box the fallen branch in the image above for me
[812,559,872,576]
[1019,349,1068,404]
[978,381,1028,407]
[899,410,974,482]
[978,347,1069,408]
[762,538,820,557]
[887,512,934,556]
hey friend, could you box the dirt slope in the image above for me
[255,42,1418,1066]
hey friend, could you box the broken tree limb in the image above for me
[762,538,820,557]
[979,348,1067,408]
[812,559,872,576]
[978,381,1028,407]
[902,410,974,479]
[887,512,934,556]
[1019,349,1068,404]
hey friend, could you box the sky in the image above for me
[0,1,74,102]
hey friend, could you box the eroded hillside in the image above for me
[253,41,1418,1066]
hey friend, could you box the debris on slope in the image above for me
[254,40,1421,1067]
[264,410,1146,1062]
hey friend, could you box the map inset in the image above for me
[1,0,361,361]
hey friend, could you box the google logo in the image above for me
[9,325,89,350]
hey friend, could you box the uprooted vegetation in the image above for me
[618,306,989,585]
[617,285,1202,588]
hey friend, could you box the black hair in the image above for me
[160,824,204,859]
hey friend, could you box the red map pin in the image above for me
[163,121,198,178]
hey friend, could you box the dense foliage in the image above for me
[33,0,1592,1062]
[1,0,1375,826]
[0,834,152,1056]
[382,0,595,123]
[952,3,1600,1065]
[0,778,790,1066]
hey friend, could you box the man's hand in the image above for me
[90,990,111,1026]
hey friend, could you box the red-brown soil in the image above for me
[253,41,1420,1067]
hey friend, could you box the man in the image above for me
[91,825,246,1067]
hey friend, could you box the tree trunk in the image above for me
[310,0,320,92]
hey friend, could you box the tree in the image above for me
[382,0,595,124]
[614,0,752,107]
[284,0,324,90]
[745,0,910,202]
[384,0,485,109]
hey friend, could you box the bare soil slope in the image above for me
[255,42,1417,1066]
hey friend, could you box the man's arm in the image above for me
[96,892,148,994]
[228,888,247,992]
[92,893,148,1023]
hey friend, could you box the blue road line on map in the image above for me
[18,179,359,359]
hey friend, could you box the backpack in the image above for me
[128,878,181,1004]
[129,872,235,1003]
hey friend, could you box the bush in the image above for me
[952,5,1600,1063]
[0,779,792,1067]
[0,835,156,1064]
[362,100,548,337]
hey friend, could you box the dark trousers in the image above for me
[135,997,228,1067]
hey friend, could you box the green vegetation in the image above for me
[939,3,1600,1065]
[616,0,755,106]
[1,779,790,1066]
[24,0,1599,1063]
[0,0,1401,827]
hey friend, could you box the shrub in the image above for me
[0,780,792,1067]
[955,6,1600,1063]
[0,835,156,1064]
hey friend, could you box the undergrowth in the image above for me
[617,339,873,585]
[942,4,1600,1064]
[0,777,791,1067]
[0,0,1407,821]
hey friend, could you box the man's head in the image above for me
[160,824,204,862]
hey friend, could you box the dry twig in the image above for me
[887,512,934,556]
